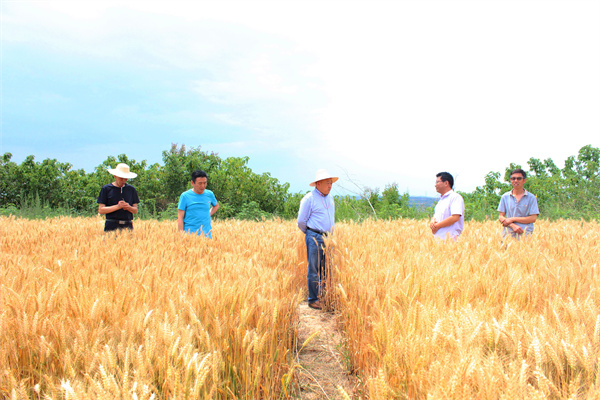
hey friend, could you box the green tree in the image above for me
[159,144,222,210]
[469,145,600,221]
[3,154,81,209]
[377,183,422,219]
[0,153,19,207]
[209,155,291,218]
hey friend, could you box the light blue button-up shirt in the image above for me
[297,188,335,234]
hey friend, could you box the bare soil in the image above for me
[294,301,357,399]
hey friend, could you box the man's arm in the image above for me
[499,211,537,226]
[498,211,506,224]
[127,188,140,215]
[98,203,121,215]
[297,195,311,233]
[498,211,526,234]
[123,202,138,214]
[430,214,460,234]
[99,201,137,215]
[502,214,537,226]
[210,203,219,216]
[177,209,185,232]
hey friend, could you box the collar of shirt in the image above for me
[314,188,329,198]
[440,190,454,200]
[509,189,530,198]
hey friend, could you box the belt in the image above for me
[307,227,328,235]
[106,219,133,225]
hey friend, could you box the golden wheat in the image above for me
[3,216,600,399]
[330,218,600,399]
[1,216,305,399]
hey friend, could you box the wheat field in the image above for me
[330,219,600,399]
[1,216,306,399]
[2,216,600,399]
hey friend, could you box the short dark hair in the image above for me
[510,168,527,179]
[191,170,207,183]
[436,172,454,189]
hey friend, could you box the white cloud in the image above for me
[305,1,600,194]
[3,0,599,195]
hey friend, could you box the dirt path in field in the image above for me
[295,301,357,399]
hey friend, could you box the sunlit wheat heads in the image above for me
[330,218,600,399]
[3,216,600,399]
[1,216,304,399]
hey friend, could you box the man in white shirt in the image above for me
[430,172,465,240]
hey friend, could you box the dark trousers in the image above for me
[306,229,327,303]
[104,220,133,232]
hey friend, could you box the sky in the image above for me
[1,0,599,197]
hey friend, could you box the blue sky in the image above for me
[1,1,599,196]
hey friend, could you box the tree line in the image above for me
[1,144,598,221]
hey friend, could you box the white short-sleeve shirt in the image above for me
[433,190,465,240]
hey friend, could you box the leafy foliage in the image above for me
[335,183,431,222]
[1,144,292,220]
[2,144,599,221]
[463,144,600,221]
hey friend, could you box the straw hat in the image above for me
[309,169,339,187]
[107,163,137,179]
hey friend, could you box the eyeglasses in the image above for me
[510,177,524,181]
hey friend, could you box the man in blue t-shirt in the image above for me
[177,170,219,238]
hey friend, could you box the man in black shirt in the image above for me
[97,163,140,232]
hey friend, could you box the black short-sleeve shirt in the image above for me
[97,184,140,221]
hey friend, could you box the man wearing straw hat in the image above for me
[97,163,140,232]
[297,169,338,310]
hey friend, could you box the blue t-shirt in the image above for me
[178,189,218,238]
